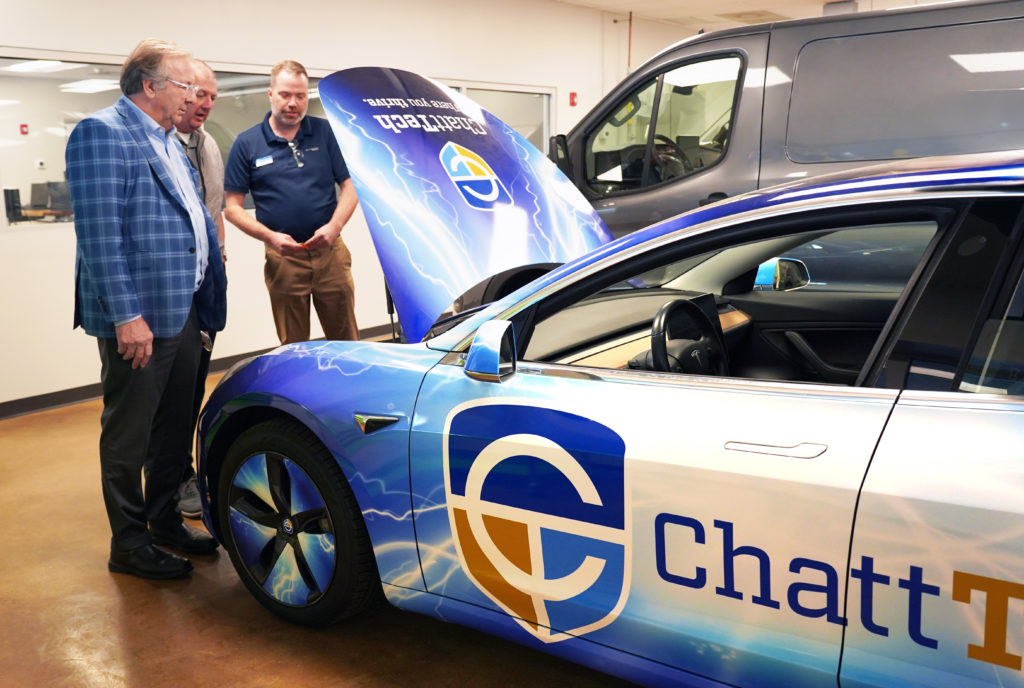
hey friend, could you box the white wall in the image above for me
[0,0,697,405]
[599,12,692,101]
[0,76,112,200]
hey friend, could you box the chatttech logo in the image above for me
[438,141,512,211]
[656,514,1024,672]
[444,402,630,643]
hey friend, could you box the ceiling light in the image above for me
[59,79,121,94]
[5,60,82,73]
[222,87,320,99]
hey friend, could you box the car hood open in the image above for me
[318,67,612,343]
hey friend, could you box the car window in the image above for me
[872,199,1023,391]
[584,56,741,196]
[753,222,936,292]
[521,214,941,384]
[960,264,1024,396]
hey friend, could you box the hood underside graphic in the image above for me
[319,67,612,342]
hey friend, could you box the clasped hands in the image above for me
[269,224,340,256]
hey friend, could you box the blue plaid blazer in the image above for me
[67,96,226,339]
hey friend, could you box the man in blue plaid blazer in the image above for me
[66,39,227,579]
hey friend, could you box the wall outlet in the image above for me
[35,160,45,170]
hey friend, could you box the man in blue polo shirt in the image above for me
[224,59,359,344]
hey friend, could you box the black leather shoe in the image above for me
[150,521,219,554]
[109,544,193,579]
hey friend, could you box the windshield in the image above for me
[606,251,718,290]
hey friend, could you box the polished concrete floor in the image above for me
[0,383,636,688]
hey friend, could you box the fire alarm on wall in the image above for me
[19,124,28,135]
[569,92,578,107]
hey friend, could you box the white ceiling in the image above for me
[555,0,938,34]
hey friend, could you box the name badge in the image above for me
[255,155,274,168]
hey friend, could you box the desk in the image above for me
[21,209,73,219]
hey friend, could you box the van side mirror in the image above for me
[465,320,517,383]
[549,134,571,177]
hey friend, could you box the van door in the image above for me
[564,33,768,237]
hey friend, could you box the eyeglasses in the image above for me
[287,140,305,168]
[164,77,197,95]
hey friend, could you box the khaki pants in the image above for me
[264,240,358,344]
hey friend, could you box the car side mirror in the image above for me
[465,320,517,382]
[774,258,810,291]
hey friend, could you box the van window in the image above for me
[787,19,1024,163]
[585,56,741,196]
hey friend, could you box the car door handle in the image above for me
[699,192,728,206]
[784,331,860,384]
[724,441,827,459]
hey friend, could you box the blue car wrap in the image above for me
[199,67,1024,688]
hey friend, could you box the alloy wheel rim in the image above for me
[227,451,336,607]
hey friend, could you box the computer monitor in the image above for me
[30,183,49,209]
[47,181,71,212]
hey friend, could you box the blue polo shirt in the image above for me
[225,113,349,243]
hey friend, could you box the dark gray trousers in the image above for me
[97,305,201,552]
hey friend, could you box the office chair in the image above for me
[4,189,26,223]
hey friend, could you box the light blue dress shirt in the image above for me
[124,97,209,292]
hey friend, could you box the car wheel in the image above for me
[217,417,381,626]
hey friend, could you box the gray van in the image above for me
[550,0,1024,237]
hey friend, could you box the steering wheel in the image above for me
[653,134,694,173]
[650,298,728,375]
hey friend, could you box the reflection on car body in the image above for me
[198,67,1024,688]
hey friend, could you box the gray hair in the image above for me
[120,39,192,96]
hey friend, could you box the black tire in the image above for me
[217,417,381,626]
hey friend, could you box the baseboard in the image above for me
[0,324,401,421]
